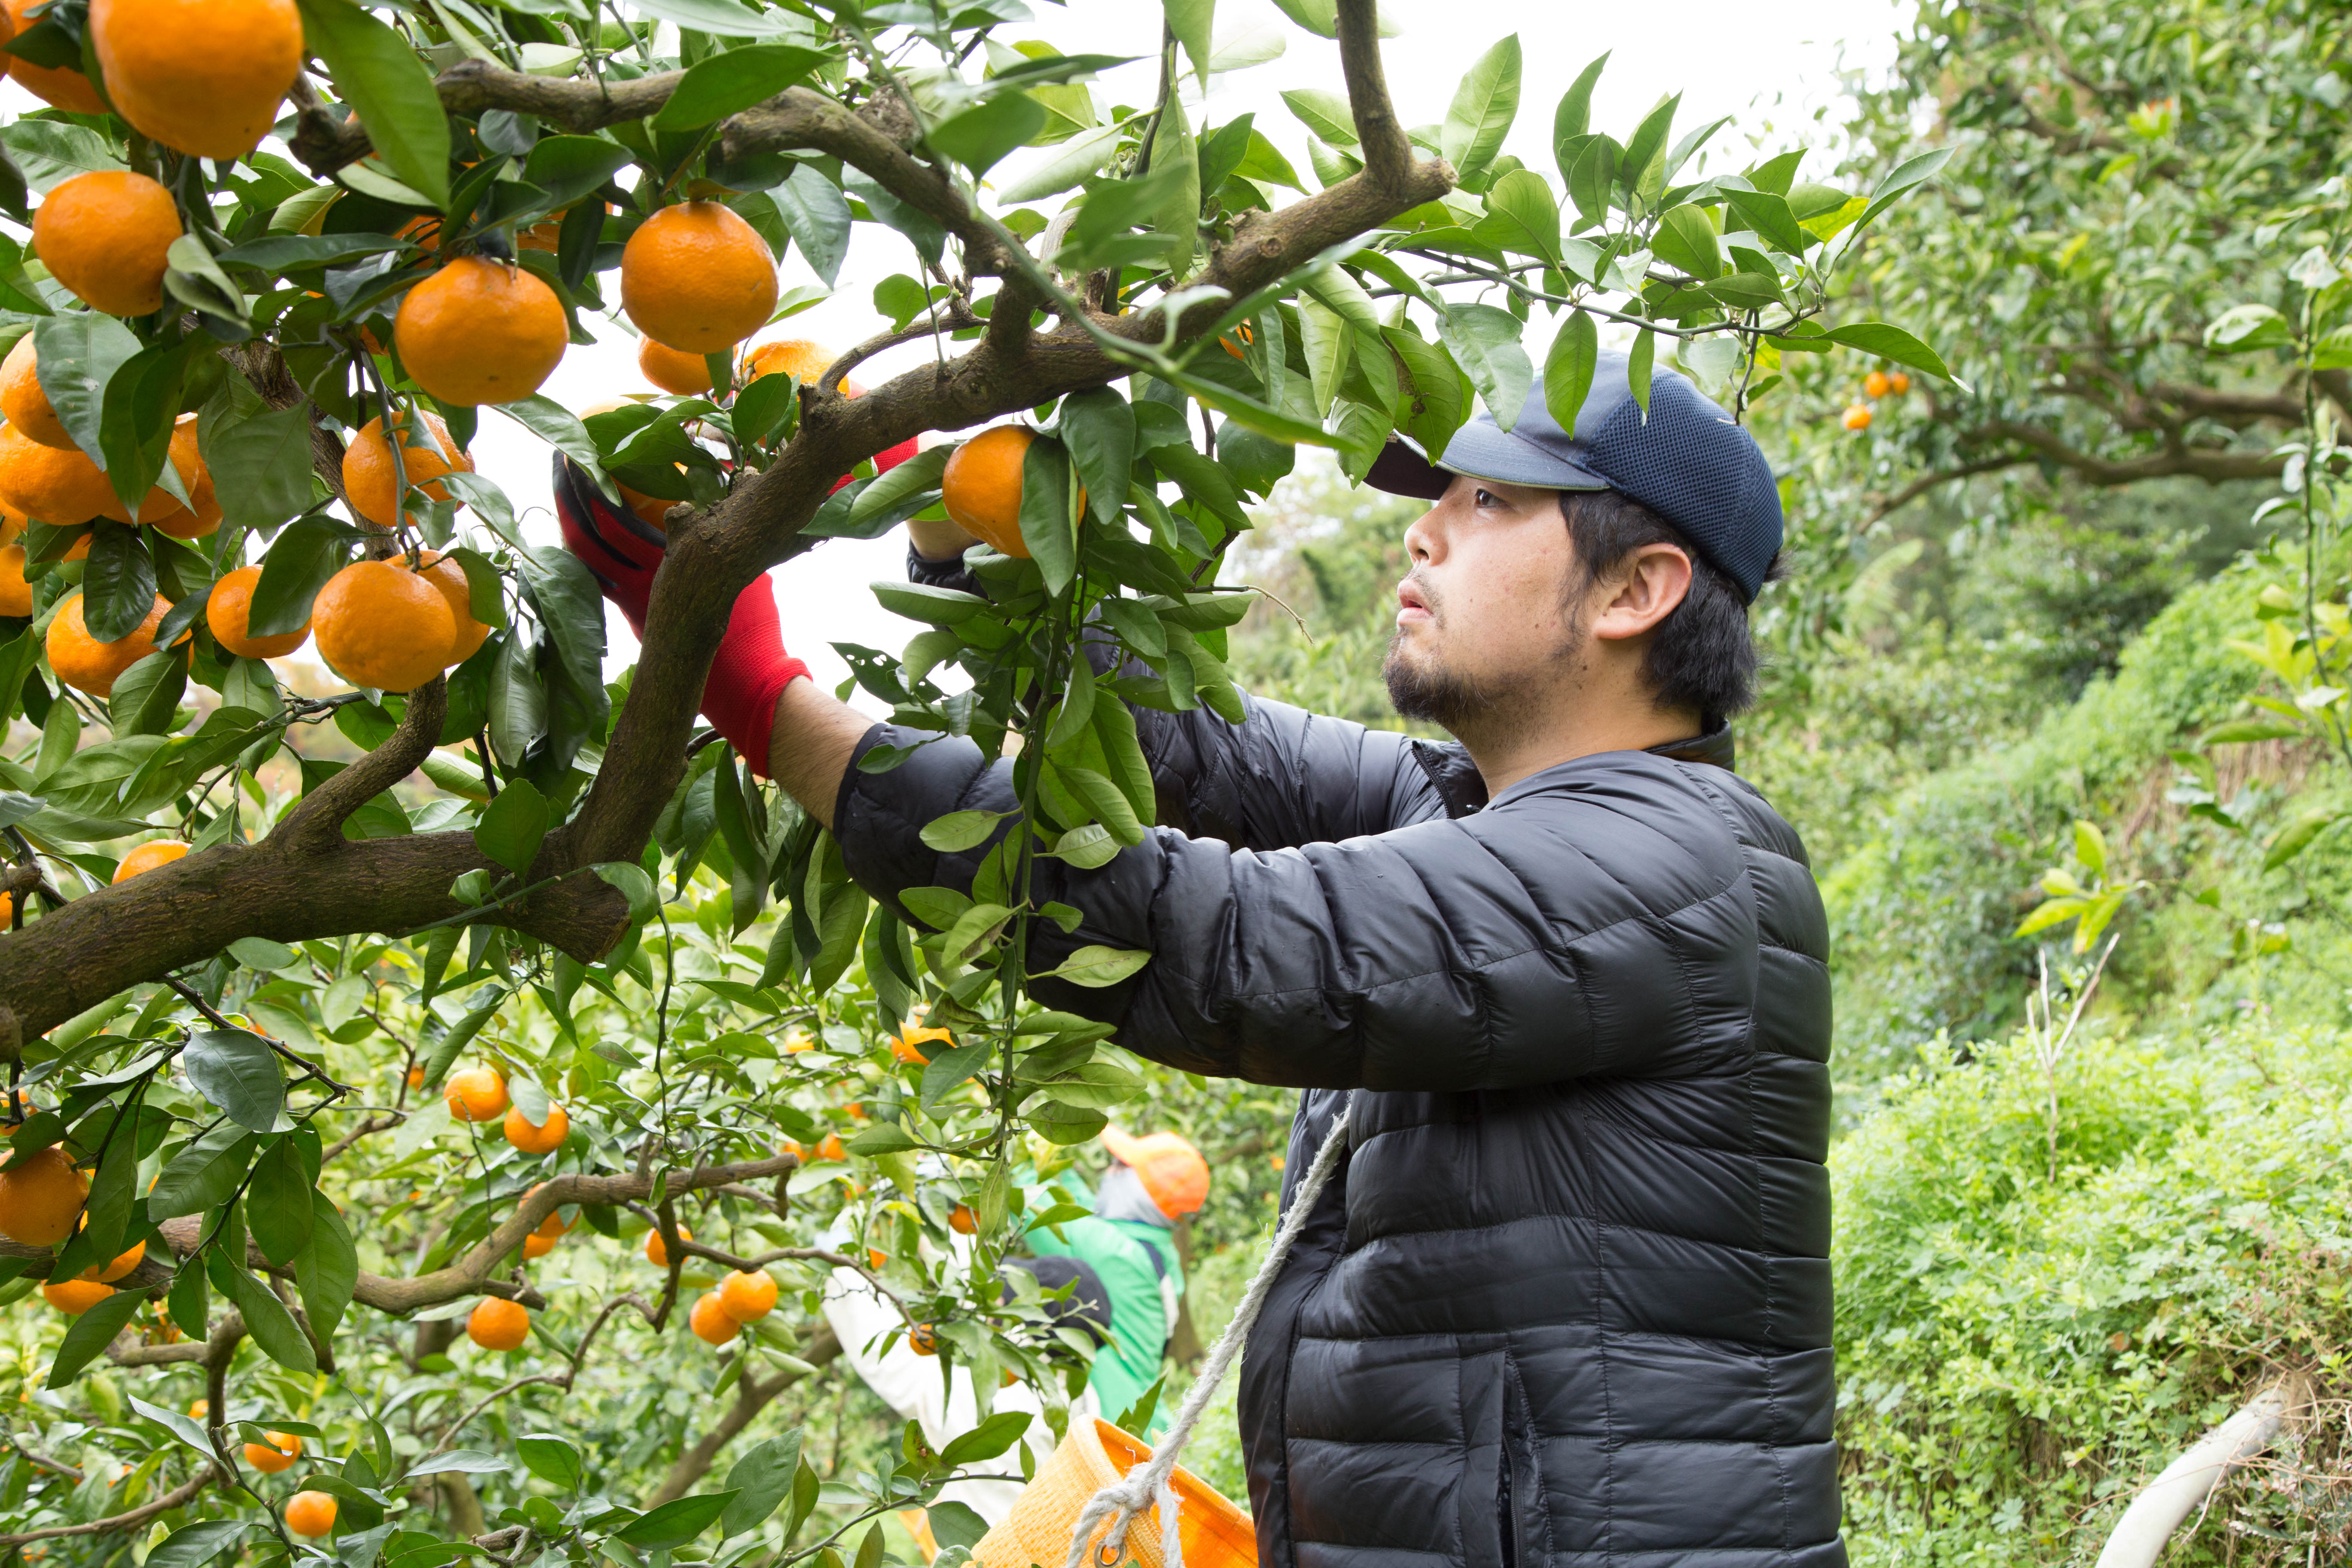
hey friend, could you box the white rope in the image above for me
[1062,1093,1356,1568]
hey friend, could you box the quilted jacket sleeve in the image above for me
[834,724,1761,1092]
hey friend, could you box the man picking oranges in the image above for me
[558,354,1842,1566]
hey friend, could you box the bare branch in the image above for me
[1337,0,1413,190]
[278,677,448,850]
[0,1467,216,1546]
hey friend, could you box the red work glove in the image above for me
[552,439,921,775]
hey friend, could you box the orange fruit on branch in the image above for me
[0,338,74,450]
[283,1490,338,1538]
[46,592,171,698]
[311,558,458,692]
[741,338,841,390]
[444,1065,508,1123]
[414,549,491,665]
[621,201,778,355]
[522,1228,557,1259]
[2,0,107,113]
[113,840,188,881]
[0,425,128,526]
[1841,404,1872,432]
[243,1433,300,1473]
[342,410,473,528]
[689,1291,741,1345]
[502,1101,567,1155]
[643,1222,689,1268]
[39,1277,110,1314]
[1862,370,1890,400]
[907,1322,939,1356]
[89,0,303,159]
[1888,371,1911,395]
[206,564,310,659]
[949,1203,977,1235]
[90,1239,144,1281]
[466,1296,530,1351]
[31,172,183,318]
[395,257,569,407]
[638,337,713,396]
[717,1269,777,1322]
[941,426,1047,558]
[0,545,30,618]
[141,418,220,539]
[0,1145,86,1245]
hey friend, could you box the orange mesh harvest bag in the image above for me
[971,1418,1255,1568]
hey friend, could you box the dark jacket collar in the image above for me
[1411,720,1737,820]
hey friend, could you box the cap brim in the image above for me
[1099,1125,1143,1165]
[1432,421,1613,492]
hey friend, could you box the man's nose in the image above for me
[1403,507,1438,563]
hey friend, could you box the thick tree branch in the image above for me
[646,1324,840,1507]
[279,678,447,849]
[0,1467,216,1546]
[1337,0,1412,190]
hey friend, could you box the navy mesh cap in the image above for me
[1365,350,1784,601]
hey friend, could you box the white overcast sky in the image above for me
[23,0,1909,706]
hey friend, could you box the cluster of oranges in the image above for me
[443,1065,570,1157]
[1841,368,1913,432]
[687,1262,781,1348]
[229,1426,338,1533]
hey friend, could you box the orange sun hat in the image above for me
[1098,1127,1210,1219]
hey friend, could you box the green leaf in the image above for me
[848,444,951,527]
[294,1188,358,1338]
[1439,303,1531,430]
[183,1029,285,1133]
[2198,716,2303,746]
[31,314,141,470]
[1027,1099,1109,1144]
[80,523,157,645]
[939,1410,1032,1468]
[496,396,601,475]
[1058,387,1135,527]
[515,1433,585,1492]
[1721,187,1810,256]
[1551,52,1608,174]
[772,165,850,287]
[1619,94,1681,197]
[1651,205,1722,279]
[1440,35,1521,181]
[296,0,453,211]
[145,1523,250,1568]
[2265,808,2343,871]
[247,1137,314,1265]
[1627,327,1654,417]
[616,0,805,33]
[1480,168,1559,265]
[919,810,1010,853]
[48,1289,149,1388]
[1045,655,1097,750]
[147,1124,255,1220]
[1854,145,1954,234]
[650,44,830,130]
[1544,311,1599,436]
[246,514,356,638]
[1164,0,1214,86]
[222,1262,317,1374]
[475,776,550,876]
[1034,944,1151,987]
[515,545,608,693]
[930,92,1047,176]
[404,1450,509,1479]
[1017,436,1078,596]
[616,1492,739,1550]
[1824,322,1953,383]
[998,122,1123,204]
[200,401,317,533]
[592,861,657,921]
[1281,87,1357,148]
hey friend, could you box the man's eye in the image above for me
[1475,488,1497,508]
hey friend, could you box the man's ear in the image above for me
[1588,543,1693,643]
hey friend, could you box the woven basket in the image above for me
[970,1418,1256,1568]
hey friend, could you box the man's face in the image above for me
[1384,475,1583,733]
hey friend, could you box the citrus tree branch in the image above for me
[645,1324,841,1507]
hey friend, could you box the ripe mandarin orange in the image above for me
[46,592,170,698]
[188,1400,207,1420]
[621,202,778,355]
[740,338,834,389]
[141,418,220,538]
[89,0,303,159]
[690,1292,741,1345]
[41,1278,112,1314]
[395,258,568,407]
[414,549,490,665]
[91,1239,144,1281]
[1862,370,1890,400]
[907,1323,939,1356]
[207,565,310,658]
[2,0,105,113]
[243,1434,299,1473]
[523,1229,557,1259]
[32,172,183,318]
[717,1269,777,1322]
[643,1222,690,1268]
[0,1145,86,1244]
[1888,371,1911,395]
[311,559,457,692]
[113,840,188,881]
[342,412,472,528]
[503,1102,567,1155]
[638,336,712,395]
[1842,404,1872,432]
[949,1204,977,1235]
[0,893,12,925]
[815,1133,845,1162]
[444,1066,508,1122]
[940,426,1037,557]
[0,338,73,450]
[283,1490,338,1538]
[0,425,126,525]
[0,545,28,617]
[467,1296,530,1351]
[891,1023,949,1065]
[0,499,23,544]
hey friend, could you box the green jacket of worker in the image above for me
[1023,1130,1209,1437]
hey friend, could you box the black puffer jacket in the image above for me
[833,589,1840,1566]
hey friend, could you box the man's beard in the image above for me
[1382,576,1582,741]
